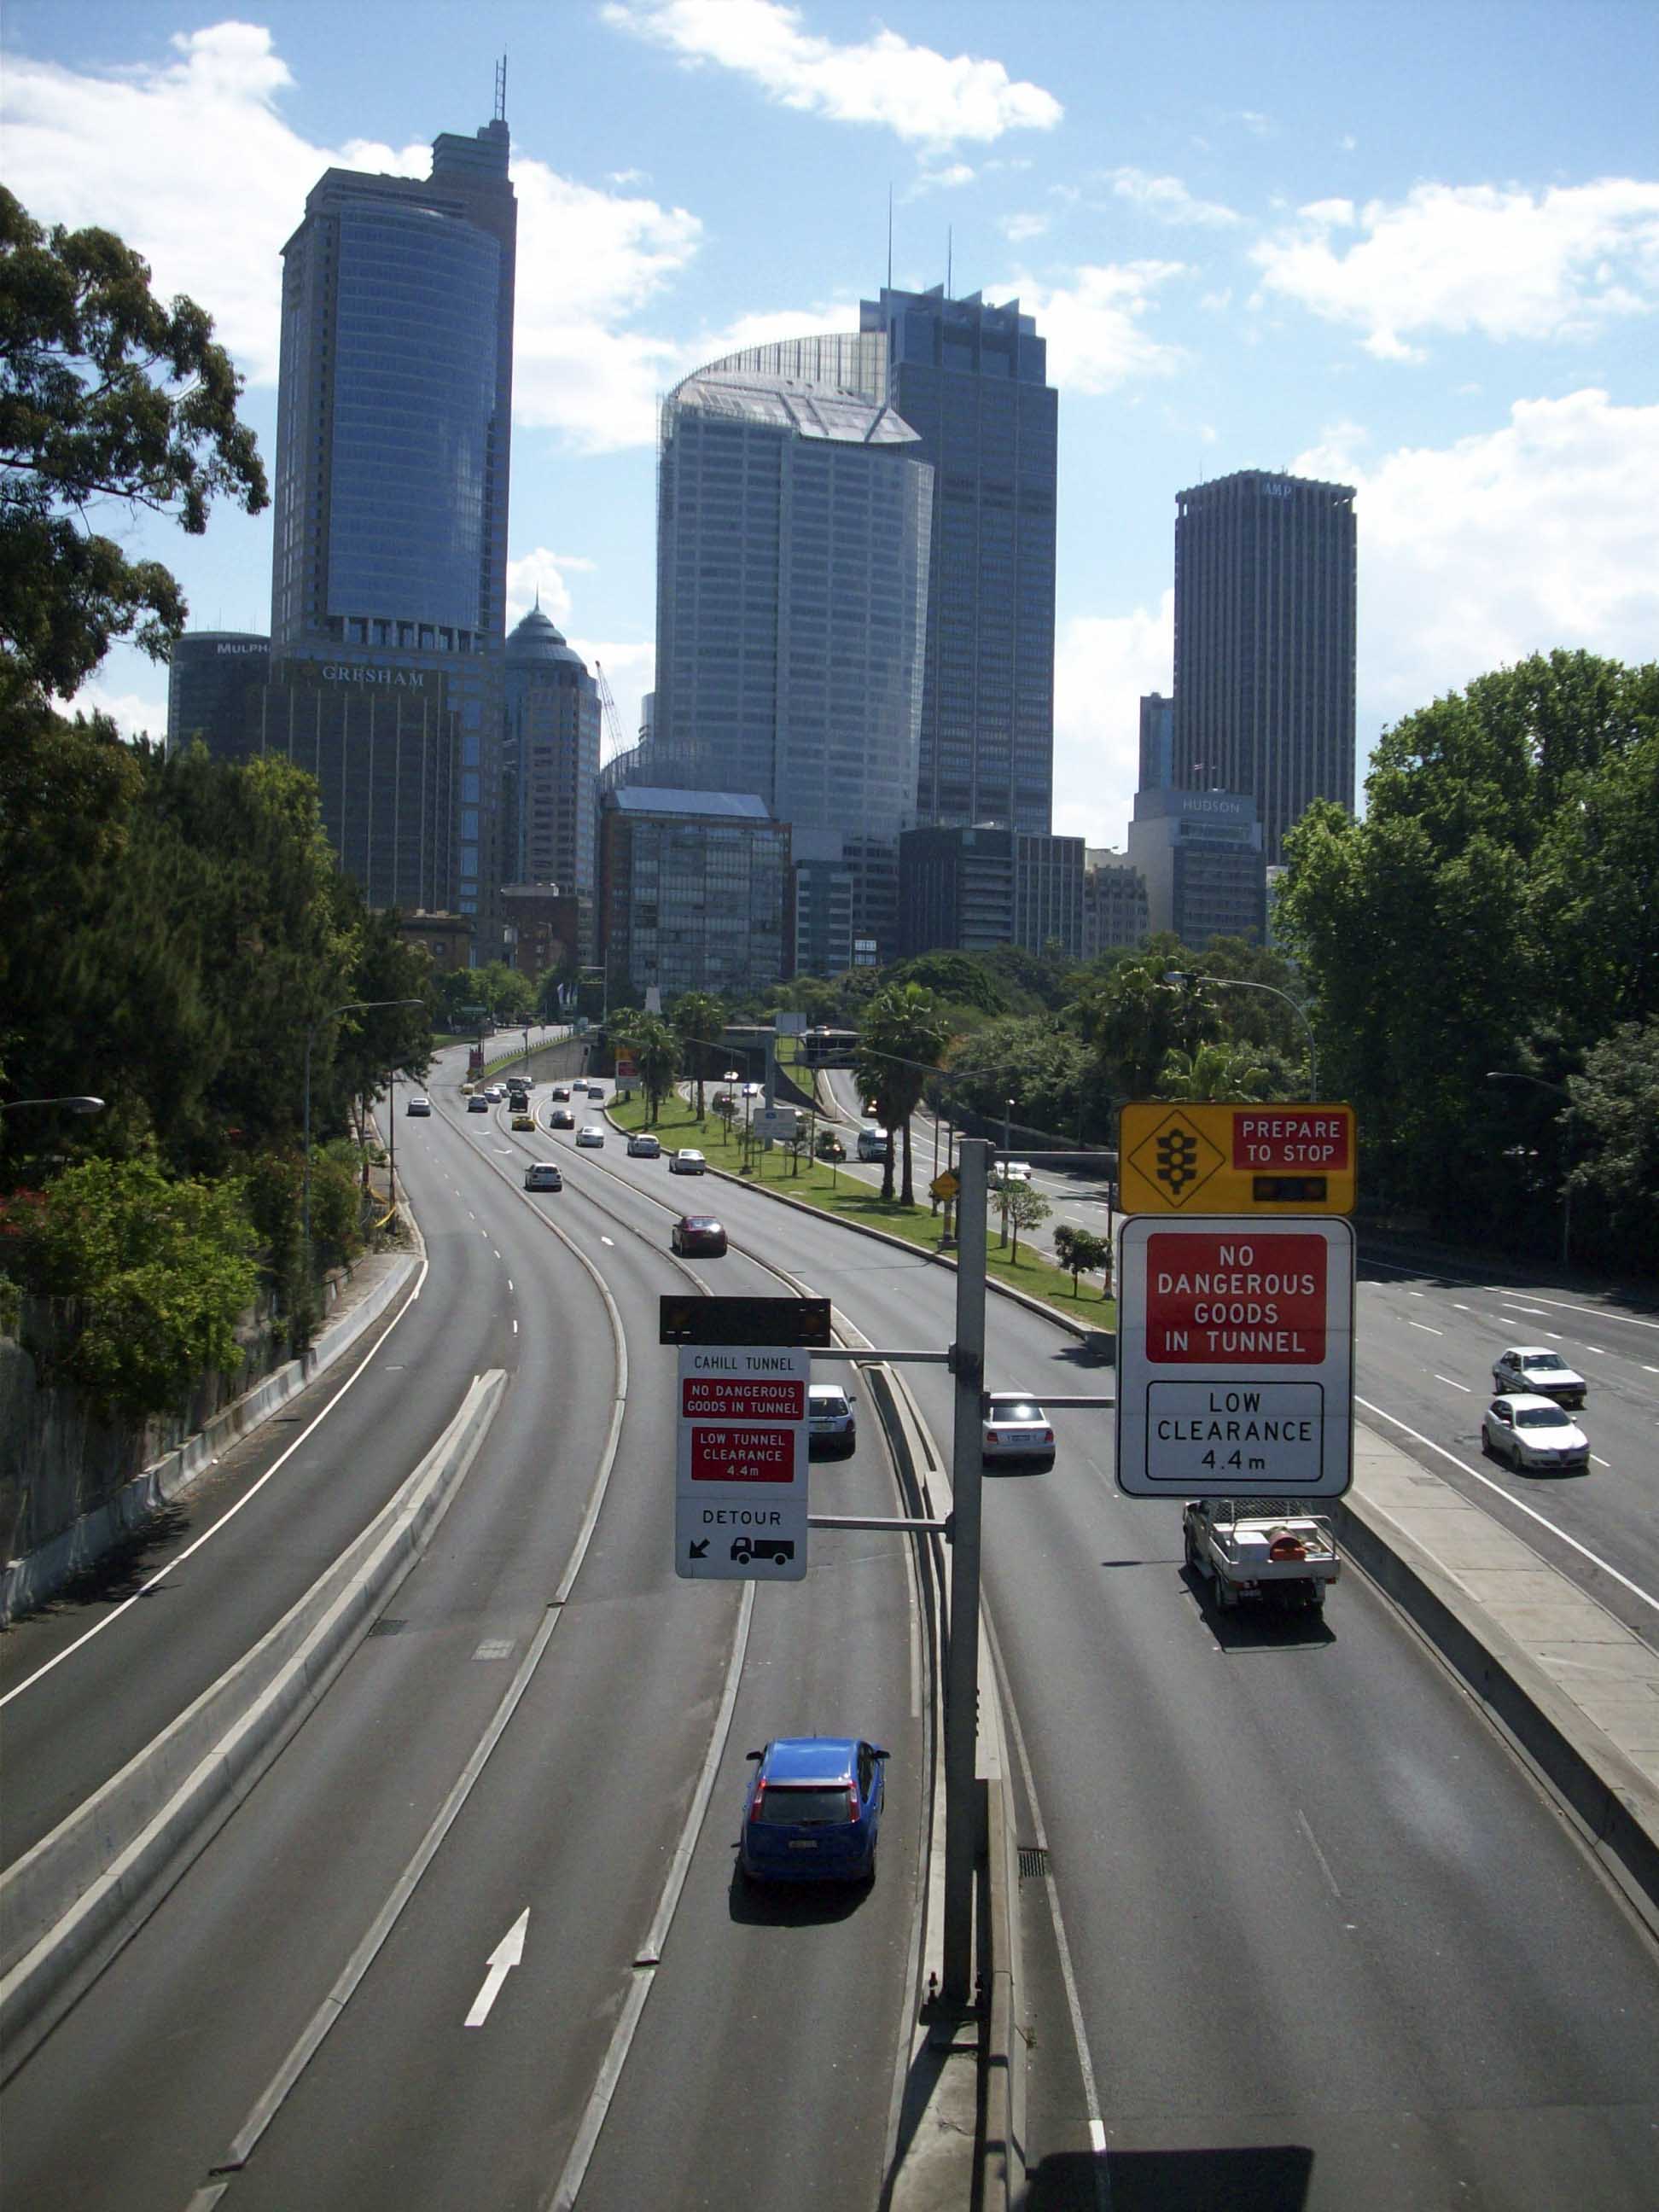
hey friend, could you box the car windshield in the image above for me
[756,1785,847,1825]
[1516,1406,1570,1428]
[1521,1355,1562,1371]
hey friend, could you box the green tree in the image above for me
[17,1154,258,1417]
[996,1178,1051,1261]
[1052,1222,1111,1296]
[1157,1041,1274,1101]
[1565,1021,1659,1272]
[1,189,267,703]
[670,991,725,1117]
[631,1015,682,1123]
[855,983,950,1203]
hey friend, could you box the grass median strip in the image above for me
[609,1089,1115,1327]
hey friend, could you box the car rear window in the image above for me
[756,1786,847,1825]
[812,1393,849,1417]
[989,1400,1044,1422]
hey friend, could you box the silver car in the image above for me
[1482,1394,1590,1471]
[669,1148,707,1174]
[808,1382,857,1459]
[1491,1346,1586,1410]
[981,1392,1056,1470]
[575,1124,605,1147]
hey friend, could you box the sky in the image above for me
[4,0,1656,847]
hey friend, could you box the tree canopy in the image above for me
[1,188,268,703]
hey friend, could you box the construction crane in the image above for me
[593,660,628,765]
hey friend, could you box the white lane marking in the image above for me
[1452,1302,1472,1313]
[1546,1331,1563,1341]
[1586,1346,1608,1356]
[512,1318,519,1334]
[1355,1395,1659,1617]
[1646,1366,1659,1377]
[1592,1455,1612,1469]
[1509,1305,1549,1317]
[481,1229,490,1238]
[493,1249,502,1260]
[1409,1289,1425,1299]
[546,1586,754,2212]
[1360,1254,1659,1335]
[601,1236,614,1247]
[1435,1376,1472,1393]
[508,1280,514,1294]
[1295,1809,1342,1899]
[1408,1320,1442,1335]
[464,1909,528,2029]
[1,1252,432,1708]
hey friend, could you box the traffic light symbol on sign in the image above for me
[1126,1109,1226,1210]
[1156,1127,1202,1193]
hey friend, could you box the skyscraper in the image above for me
[503,603,601,900]
[860,285,1058,835]
[269,97,516,927]
[653,341,934,965]
[1172,470,1356,866]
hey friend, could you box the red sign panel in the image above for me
[681,1377,806,1420]
[1146,1231,1327,1364]
[1231,1112,1351,1170]
[689,1426,796,1482]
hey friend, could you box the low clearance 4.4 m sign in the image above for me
[674,1345,809,1578]
[1115,1216,1354,1498]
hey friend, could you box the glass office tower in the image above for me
[1172,470,1356,866]
[654,345,933,965]
[504,603,601,899]
[270,108,515,931]
[860,285,1058,835]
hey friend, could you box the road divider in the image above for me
[0,1369,506,2079]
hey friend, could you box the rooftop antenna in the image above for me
[494,53,507,123]
[887,185,893,290]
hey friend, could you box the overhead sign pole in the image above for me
[942,1137,989,2005]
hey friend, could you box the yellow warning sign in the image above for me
[1118,1103,1357,1215]
[930,1170,959,1201]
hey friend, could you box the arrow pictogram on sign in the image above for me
[1129,1109,1225,1208]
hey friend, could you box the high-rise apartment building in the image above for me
[597,789,790,1001]
[269,101,516,930]
[1138,691,1174,792]
[1172,469,1356,866]
[653,342,933,963]
[503,603,601,902]
[860,285,1057,835]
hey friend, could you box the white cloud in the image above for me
[1001,262,1187,393]
[0,22,704,453]
[1338,134,1357,153]
[1254,179,1659,359]
[1052,594,1174,845]
[602,0,1062,145]
[1104,167,1242,228]
[1239,111,1274,137]
[999,211,1050,243]
[67,678,170,746]
[910,161,976,196]
[505,550,602,634]
[1295,389,1659,736]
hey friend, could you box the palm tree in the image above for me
[856,984,951,1204]
[670,991,725,1119]
[630,1016,682,1124]
[1157,1041,1273,1101]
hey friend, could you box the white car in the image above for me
[627,1132,661,1158]
[742,1081,762,1097]
[1491,1346,1586,1411]
[484,1084,504,1103]
[1482,1394,1590,1471]
[993,1160,1033,1186]
[981,1392,1056,1470]
[575,1124,605,1147]
[669,1148,707,1173]
[808,1382,857,1458]
[405,1095,432,1116]
[523,1162,563,1191]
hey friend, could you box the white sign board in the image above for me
[675,1345,809,1578]
[1115,1215,1354,1498]
[753,1107,799,1143]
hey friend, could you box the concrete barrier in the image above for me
[0,1368,505,2077]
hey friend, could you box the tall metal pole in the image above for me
[302,1026,316,1257]
[943,1137,988,2003]
[387,1068,396,1208]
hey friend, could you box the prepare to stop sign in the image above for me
[1231,1113,1349,1169]
[1116,1215,1355,1498]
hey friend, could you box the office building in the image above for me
[652,341,932,962]
[166,632,270,755]
[597,788,790,1001]
[1172,469,1356,865]
[232,657,462,914]
[1126,788,1266,950]
[898,824,1082,958]
[1015,832,1086,958]
[500,882,581,981]
[1082,849,1150,956]
[269,96,517,932]
[861,284,1057,835]
[503,602,601,901]
[1138,691,1174,792]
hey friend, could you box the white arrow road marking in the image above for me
[466,1909,528,2028]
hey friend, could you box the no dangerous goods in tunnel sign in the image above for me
[1118,1103,1357,1216]
[1115,1216,1354,1499]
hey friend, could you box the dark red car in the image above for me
[671,1214,728,1257]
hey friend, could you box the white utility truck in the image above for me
[1182,1497,1340,1612]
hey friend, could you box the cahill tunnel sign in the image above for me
[1115,1216,1354,1499]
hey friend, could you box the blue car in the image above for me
[740,1736,888,1884]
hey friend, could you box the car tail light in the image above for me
[748,1781,765,1824]
[1039,1429,1053,1443]
[846,1786,859,1823]
[1267,1533,1307,1563]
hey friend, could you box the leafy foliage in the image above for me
[1565,1022,1659,1272]
[994,1178,1051,1260]
[1052,1222,1112,1295]
[854,984,950,1202]
[17,1155,258,1417]
[0,188,267,701]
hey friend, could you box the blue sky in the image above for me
[5,0,1656,845]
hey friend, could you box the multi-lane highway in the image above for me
[6,1046,1658,2210]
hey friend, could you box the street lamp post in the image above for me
[303,998,423,1263]
[1163,971,1320,1097]
[1486,1072,1574,1266]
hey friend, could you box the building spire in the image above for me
[887,184,893,290]
[495,53,508,124]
